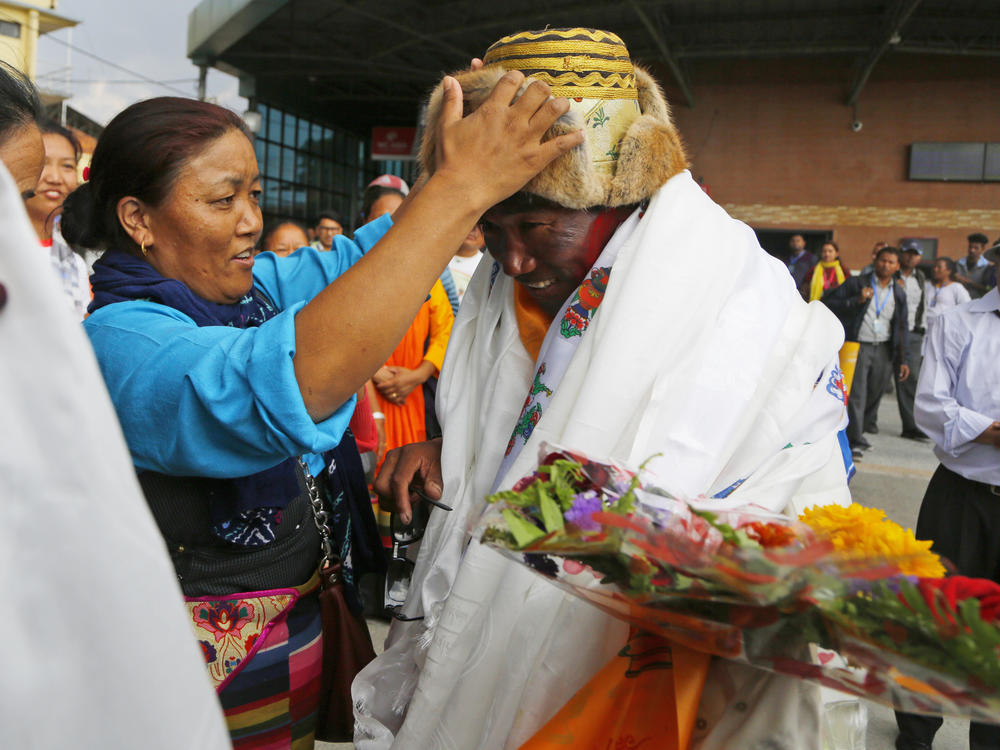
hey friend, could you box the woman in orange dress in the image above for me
[363,176,455,544]
[374,279,453,453]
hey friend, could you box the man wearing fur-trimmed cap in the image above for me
[355,28,851,750]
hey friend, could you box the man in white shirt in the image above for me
[894,287,1000,750]
[447,224,485,304]
[823,246,910,458]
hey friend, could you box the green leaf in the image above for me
[554,482,577,511]
[481,526,518,547]
[610,487,636,515]
[898,579,937,620]
[502,509,546,548]
[538,488,565,535]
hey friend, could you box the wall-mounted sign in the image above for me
[372,126,417,160]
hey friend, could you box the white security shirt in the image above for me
[915,288,1000,485]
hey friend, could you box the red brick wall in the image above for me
[649,55,1000,268]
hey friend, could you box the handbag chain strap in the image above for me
[299,459,341,585]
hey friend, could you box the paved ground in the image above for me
[324,396,965,750]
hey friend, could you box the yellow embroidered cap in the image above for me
[482,28,637,101]
[419,27,688,209]
[484,28,640,177]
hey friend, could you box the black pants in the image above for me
[895,464,1000,749]
[847,341,892,445]
[895,330,924,434]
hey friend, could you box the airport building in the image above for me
[188,0,1000,263]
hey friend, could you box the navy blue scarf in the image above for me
[90,251,300,544]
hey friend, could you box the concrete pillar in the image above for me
[25,9,39,80]
[197,64,208,101]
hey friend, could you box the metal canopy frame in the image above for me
[188,0,1000,133]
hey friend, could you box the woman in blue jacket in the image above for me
[62,80,580,748]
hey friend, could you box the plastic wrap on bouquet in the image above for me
[474,442,1000,723]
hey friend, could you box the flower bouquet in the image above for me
[475,443,1000,721]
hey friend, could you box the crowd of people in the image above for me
[783,232,999,750]
[782,231,996,463]
[0,23,997,750]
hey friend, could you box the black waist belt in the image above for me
[139,465,320,597]
[940,464,1000,497]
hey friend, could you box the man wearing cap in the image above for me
[355,29,851,750]
[895,244,928,440]
[955,232,994,299]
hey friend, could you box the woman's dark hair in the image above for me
[61,97,250,252]
[38,119,82,162]
[361,185,405,224]
[0,61,42,143]
[313,209,343,227]
[260,218,308,248]
[936,256,957,279]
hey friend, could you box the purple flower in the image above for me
[565,491,603,532]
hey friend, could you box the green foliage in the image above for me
[501,508,545,548]
[824,578,1000,690]
[691,509,742,547]
[538,489,565,535]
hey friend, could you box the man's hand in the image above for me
[973,422,1000,448]
[374,439,444,524]
[898,364,910,382]
[859,286,874,304]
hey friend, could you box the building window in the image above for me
[909,142,1000,182]
[0,20,22,39]
[254,103,364,228]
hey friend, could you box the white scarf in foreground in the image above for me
[354,171,849,750]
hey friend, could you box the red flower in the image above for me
[903,576,1000,625]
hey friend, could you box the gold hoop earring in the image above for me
[140,240,148,256]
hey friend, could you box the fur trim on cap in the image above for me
[419,65,688,209]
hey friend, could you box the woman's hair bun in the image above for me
[60,181,100,249]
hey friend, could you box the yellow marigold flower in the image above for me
[799,503,946,578]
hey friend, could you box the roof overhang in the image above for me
[0,0,78,33]
[188,0,286,74]
[186,0,1000,134]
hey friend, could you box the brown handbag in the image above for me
[302,463,378,743]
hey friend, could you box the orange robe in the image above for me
[376,278,454,457]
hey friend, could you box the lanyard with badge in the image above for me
[872,278,891,337]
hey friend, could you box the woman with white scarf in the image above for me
[355,28,852,750]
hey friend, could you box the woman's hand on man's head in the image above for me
[432,71,584,213]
